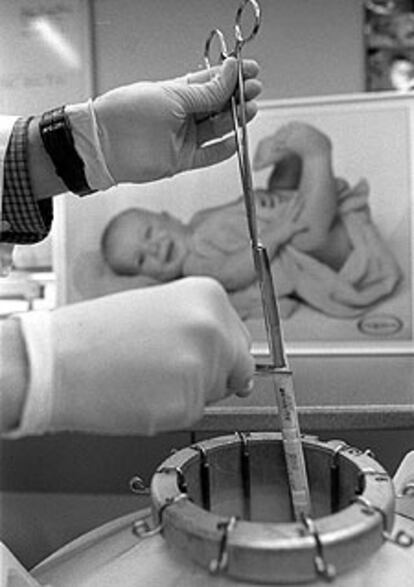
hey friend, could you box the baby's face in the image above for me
[104,209,189,281]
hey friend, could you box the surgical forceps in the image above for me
[204,0,312,520]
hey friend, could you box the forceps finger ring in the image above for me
[204,29,228,69]
[203,0,261,69]
[234,0,261,48]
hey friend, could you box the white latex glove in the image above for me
[12,278,254,437]
[67,58,261,189]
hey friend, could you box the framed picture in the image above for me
[365,0,414,91]
[55,91,413,357]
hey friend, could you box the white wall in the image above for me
[92,0,364,98]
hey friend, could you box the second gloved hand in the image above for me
[16,277,254,436]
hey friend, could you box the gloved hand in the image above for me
[12,277,254,437]
[67,58,261,189]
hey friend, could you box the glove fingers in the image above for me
[191,95,259,169]
[205,304,255,404]
[195,79,262,122]
[195,77,261,123]
[186,61,261,115]
[181,64,222,85]
[180,58,238,113]
[197,99,258,146]
[226,321,255,398]
[178,56,260,114]
[192,136,236,169]
[240,78,263,102]
[184,58,260,86]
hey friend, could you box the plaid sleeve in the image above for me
[0,117,53,244]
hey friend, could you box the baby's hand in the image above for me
[253,121,331,170]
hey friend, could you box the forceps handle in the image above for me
[203,27,260,246]
[235,55,260,247]
[233,0,261,247]
[253,245,286,367]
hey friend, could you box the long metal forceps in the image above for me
[204,0,312,520]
